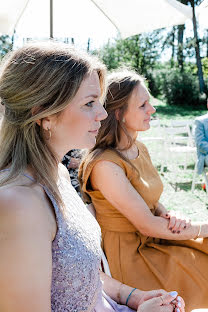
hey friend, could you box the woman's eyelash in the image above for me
[85,101,94,107]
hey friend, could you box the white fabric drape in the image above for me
[0,0,193,38]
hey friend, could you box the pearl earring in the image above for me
[122,117,125,123]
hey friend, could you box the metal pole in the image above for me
[50,0,53,38]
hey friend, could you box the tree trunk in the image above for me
[177,24,185,71]
[191,0,205,93]
[87,38,90,52]
[171,27,176,68]
[207,29,208,58]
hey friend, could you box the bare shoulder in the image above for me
[90,159,126,190]
[0,184,40,210]
[0,185,52,236]
[0,185,53,310]
[92,159,125,176]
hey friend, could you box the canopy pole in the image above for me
[50,0,53,38]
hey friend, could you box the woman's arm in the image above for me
[90,160,208,240]
[0,186,55,311]
[100,271,184,312]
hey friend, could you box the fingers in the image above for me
[161,212,170,219]
[167,212,191,234]
[160,305,174,312]
[168,216,176,231]
[185,219,191,229]
[171,219,187,233]
[172,296,185,312]
[137,297,173,312]
[171,219,182,233]
[137,292,178,312]
[159,291,178,305]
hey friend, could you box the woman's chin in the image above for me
[84,139,96,149]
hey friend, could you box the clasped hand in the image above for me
[129,289,185,312]
[156,203,191,234]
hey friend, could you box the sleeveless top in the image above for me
[81,140,163,232]
[0,170,102,312]
[0,169,136,312]
[49,174,103,311]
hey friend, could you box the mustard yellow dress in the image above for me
[81,141,208,312]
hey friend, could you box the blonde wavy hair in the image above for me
[0,41,106,204]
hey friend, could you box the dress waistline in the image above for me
[96,215,137,232]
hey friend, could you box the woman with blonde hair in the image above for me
[80,69,208,312]
[0,42,184,312]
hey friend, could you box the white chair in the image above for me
[169,120,195,147]
[141,118,164,142]
[162,122,196,172]
[139,118,166,171]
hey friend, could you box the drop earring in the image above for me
[122,117,126,123]
[46,127,52,140]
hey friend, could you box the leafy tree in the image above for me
[0,35,12,60]
[98,31,163,77]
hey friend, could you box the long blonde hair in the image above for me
[79,69,144,201]
[0,41,106,204]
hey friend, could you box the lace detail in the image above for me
[46,176,102,312]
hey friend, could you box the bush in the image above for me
[147,68,203,107]
[145,68,165,98]
[161,69,201,106]
[0,35,12,60]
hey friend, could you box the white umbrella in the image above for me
[91,0,193,38]
[0,0,193,39]
[0,0,29,35]
[197,0,208,29]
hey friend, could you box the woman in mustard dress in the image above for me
[80,69,208,312]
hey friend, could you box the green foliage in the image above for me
[202,58,208,78]
[0,35,12,60]
[98,31,163,76]
[160,68,201,106]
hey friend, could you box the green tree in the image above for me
[0,35,12,60]
[98,31,163,76]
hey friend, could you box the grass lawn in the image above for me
[151,97,207,121]
[139,98,208,222]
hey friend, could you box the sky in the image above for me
[13,0,208,54]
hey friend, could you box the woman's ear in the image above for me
[36,119,41,127]
[115,109,120,121]
[41,117,52,131]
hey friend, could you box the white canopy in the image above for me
[0,0,29,35]
[0,0,193,38]
[92,0,193,38]
[197,0,208,29]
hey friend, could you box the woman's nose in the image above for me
[147,103,156,115]
[96,103,108,121]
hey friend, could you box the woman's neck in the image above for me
[117,129,137,150]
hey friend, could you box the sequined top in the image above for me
[44,174,103,312]
[0,169,134,312]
